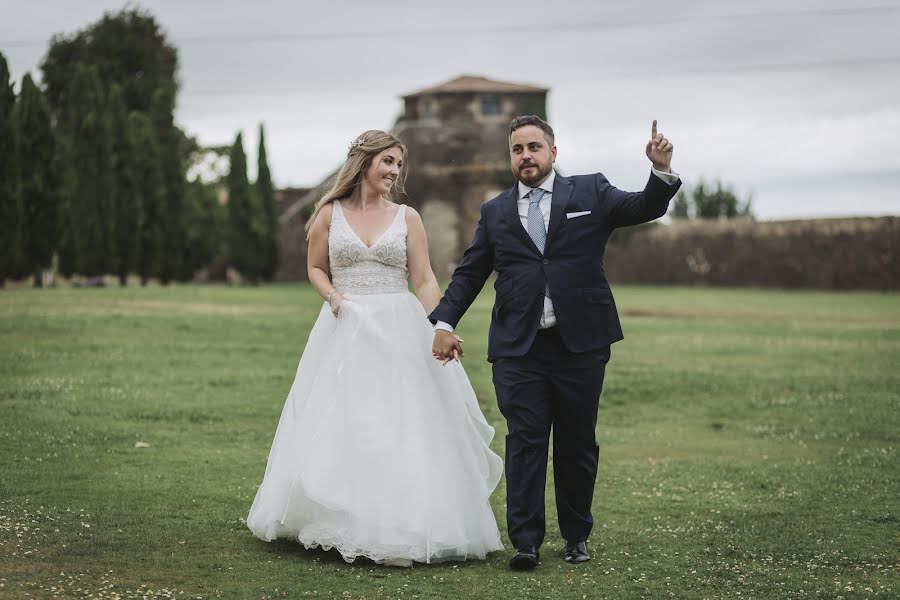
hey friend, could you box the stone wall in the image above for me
[605,217,899,290]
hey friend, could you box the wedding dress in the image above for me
[247,200,503,564]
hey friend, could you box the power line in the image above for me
[177,55,900,98]
[608,55,900,79]
[2,3,900,48]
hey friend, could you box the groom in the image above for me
[430,115,680,570]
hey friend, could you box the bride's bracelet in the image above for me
[327,290,338,303]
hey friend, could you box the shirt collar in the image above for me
[518,169,556,200]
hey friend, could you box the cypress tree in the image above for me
[127,111,165,285]
[226,132,257,283]
[151,86,185,284]
[14,74,59,286]
[56,66,85,278]
[67,64,111,279]
[256,124,278,280]
[0,52,20,285]
[108,85,139,285]
[55,125,77,278]
[39,8,181,280]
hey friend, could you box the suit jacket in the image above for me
[429,171,680,361]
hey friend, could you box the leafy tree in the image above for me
[671,190,690,219]
[14,74,60,286]
[40,7,178,119]
[256,124,278,280]
[182,177,222,276]
[181,140,231,278]
[185,142,231,184]
[671,179,754,220]
[0,52,20,285]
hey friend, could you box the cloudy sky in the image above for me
[2,0,898,220]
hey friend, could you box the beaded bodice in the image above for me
[328,201,408,294]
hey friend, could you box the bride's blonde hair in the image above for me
[305,130,408,235]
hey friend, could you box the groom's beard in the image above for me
[515,161,551,187]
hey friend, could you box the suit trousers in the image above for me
[492,326,610,549]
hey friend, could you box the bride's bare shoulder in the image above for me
[318,202,337,224]
[403,204,423,225]
[307,203,336,238]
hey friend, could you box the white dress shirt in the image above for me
[435,167,680,333]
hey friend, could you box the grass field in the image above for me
[1,284,898,599]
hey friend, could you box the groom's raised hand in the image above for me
[432,330,464,365]
[645,119,674,172]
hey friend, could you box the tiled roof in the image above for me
[404,75,547,97]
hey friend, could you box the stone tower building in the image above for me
[276,75,548,281]
[394,75,548,278]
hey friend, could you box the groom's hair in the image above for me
[509,115,555,146]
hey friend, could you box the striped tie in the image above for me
[527,188,551,298]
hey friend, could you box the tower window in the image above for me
[481,95,501,115]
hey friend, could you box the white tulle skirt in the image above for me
[246,291,504,564]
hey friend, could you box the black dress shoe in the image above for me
[563,541,590,564]
[509,545,540,571]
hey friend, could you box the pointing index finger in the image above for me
[651,119,658,139]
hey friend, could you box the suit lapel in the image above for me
[545,175,572,249]
[502,184,542,254]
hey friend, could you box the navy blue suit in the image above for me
[430,170,680,549]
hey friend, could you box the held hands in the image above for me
[645,119,674,172]
[432,330,465,366]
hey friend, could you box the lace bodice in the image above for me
[328,201,408,294]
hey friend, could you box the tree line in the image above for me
[671,180,754,221]
[0,8,278,287]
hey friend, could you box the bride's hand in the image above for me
[432,330,464,365]
[328,291,344,317]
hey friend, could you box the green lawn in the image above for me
[1,284,897,599]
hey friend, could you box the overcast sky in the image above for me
[2,0,898,220]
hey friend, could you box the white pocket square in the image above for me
[566,210,591,219]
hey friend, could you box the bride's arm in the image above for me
[307,204,342,313]
[406,207,442,315]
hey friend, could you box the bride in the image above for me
[246,130,503,566]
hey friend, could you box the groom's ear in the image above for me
[551,145,557,162]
